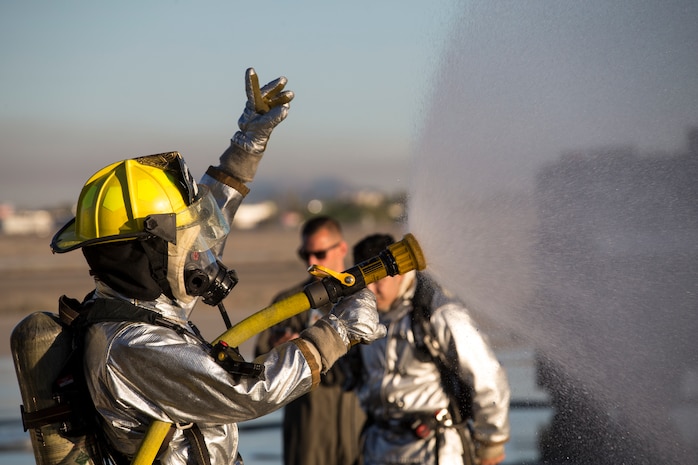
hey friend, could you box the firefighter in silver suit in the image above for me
[348,234,510,465]
[50,68,386,465]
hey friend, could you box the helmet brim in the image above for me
[51,218,80,253]
[51,217,147,253]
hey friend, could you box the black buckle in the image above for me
[211,341,264,378]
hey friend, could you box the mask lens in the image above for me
[175,187,229,252]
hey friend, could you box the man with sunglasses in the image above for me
[254,216,366,465]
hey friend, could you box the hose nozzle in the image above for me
[304,233,426,308]
[356,232,426,282]
[387,233,427,275]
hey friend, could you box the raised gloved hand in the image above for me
[217,67,294,183]
[300,289,386,372]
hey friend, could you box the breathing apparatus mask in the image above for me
[166,188,238,306]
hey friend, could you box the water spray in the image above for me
[132,233,426,465]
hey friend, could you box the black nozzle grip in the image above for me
[303,271,367,309]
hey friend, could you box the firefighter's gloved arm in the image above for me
[215,67,294,183]
[300,289,386,373]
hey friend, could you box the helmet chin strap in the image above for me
[167,226,201,305]
[141,238,177,301]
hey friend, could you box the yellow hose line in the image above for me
[214,292,312,347]
[131,292,313,465]
[131,420,174,465]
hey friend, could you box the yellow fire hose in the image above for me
[131,233,426,465]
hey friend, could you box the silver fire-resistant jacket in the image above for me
[355,272,510,465]
[83,171,323,465]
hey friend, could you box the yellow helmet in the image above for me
[51,152,200,253]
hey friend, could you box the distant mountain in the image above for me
[245,175,360,204]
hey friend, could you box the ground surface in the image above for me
[0,223,404,359]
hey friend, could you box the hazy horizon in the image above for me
[2,1,697,210]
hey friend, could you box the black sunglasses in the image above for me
[298,242,341,261]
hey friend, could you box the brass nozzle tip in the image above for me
[389,233,427,275]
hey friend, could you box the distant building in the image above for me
[232,201,278,230]
[0,205,54,236]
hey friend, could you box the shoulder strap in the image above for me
[59,294,201,340]
[411,273,439,359]
[410,275,473,424]
[59,295,215,465]
[60,295,176,328]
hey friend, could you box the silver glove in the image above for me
[299,289,386,373]
[217,67,294,182]
[325,289,387,346]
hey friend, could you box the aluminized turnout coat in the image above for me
[83,170,324,465]
[354,273,511,465]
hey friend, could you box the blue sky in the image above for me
[1,1,455,208]
[2,1,697,209]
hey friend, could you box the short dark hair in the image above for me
[301,216,342,239]
[352,233,395,265]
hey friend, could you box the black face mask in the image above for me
[83,241,165,301]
